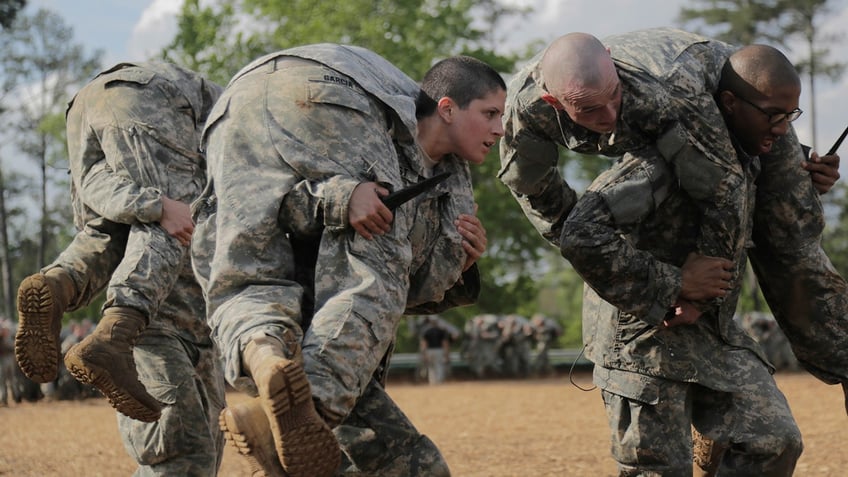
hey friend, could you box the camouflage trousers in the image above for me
[46,215,187,319]
[117,329,226,476]
[597,365,801,476]
[62,64,205,319]
[335,377,450,476]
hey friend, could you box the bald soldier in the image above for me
[561,44,804,476]
[498,27,848,412]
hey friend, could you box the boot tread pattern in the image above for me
[219,406,286,477]
[262,360,340,477]
[15,275,61,383]
[64,355,161,422]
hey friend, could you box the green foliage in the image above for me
[161,0,528,83]
[822,183,848,277]
[677,0,785,45]
[0,8,102,322]
[0,0,24,29]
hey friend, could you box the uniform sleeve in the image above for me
[497,90,578,247]
[560,153,682,326]
[79,157,163,224]
[280,175,363,237]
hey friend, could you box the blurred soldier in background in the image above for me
[529,313,563,376]
[418,315,453,384]
[0,319,21,406]
[497,314,532,377]
[463,314,503,378]
[740,312,799,372]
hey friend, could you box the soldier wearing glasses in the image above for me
[498,28,848,429]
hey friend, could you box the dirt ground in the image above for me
[0,370,844,476]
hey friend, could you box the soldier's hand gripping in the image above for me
[679,252,733,302]
[160,196,194,246]
[457,204,487,271]
[349,182,393,240]
[802,151,840,194]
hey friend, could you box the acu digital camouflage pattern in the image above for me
[498,27,739,262]
[192,45,481,474]
[749,127,848,388]
[566,150,801,475]
[60,61,221,332]
[335,378,449,476]
[498,26,848,398]
[57,62,226,474]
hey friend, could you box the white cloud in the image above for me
[126,0,184,61]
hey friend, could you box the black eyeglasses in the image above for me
[733,93,803,125]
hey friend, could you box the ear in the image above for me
[718,90,735,115]
[437,97,456,122]
[540,92,564,110]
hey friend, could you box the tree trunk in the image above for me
[0,166,14,319]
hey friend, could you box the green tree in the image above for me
[161,0,528,86]
[822,182,848,277]
[0,8,101,323]
[0,0,24,29]
[774,0,845,149]
[5,8,100,270]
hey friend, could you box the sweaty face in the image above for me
[727,83,801,156]
[554,57,622,134]
[562,80,621,134]
[449,89,506,165]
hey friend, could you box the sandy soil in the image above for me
[0,371,844,476]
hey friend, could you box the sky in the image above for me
[23,0,848,164]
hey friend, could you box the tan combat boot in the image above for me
[64,307,162,422]
[220,398,287,477]
[243,334,341,477]
[693,427,726,477]
[15,268,75,383]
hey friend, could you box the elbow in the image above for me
[559,223,580,262]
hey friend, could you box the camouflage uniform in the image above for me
[562,149,802,475]
[193,45,480,475]
[498,27,848,398]
[59,62,219,316]
[749,131,848,390]
[61,63,226,475]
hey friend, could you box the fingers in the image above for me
[457,213,487,258]
[803,153,841,194]
[680,252,735,301]
[349,183,394,239]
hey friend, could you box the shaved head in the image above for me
[719,44,800,98]
[538,32,622,133]
[540,33,615,101]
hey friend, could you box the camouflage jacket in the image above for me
[194,45,479,341]
[562,145,769,389]
[498,28,746,262]
[67,61,221,228]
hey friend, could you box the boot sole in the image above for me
[219,401,287,477]
[64,349,161,422]
[259,359,340,477]
[15,275,62,383]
